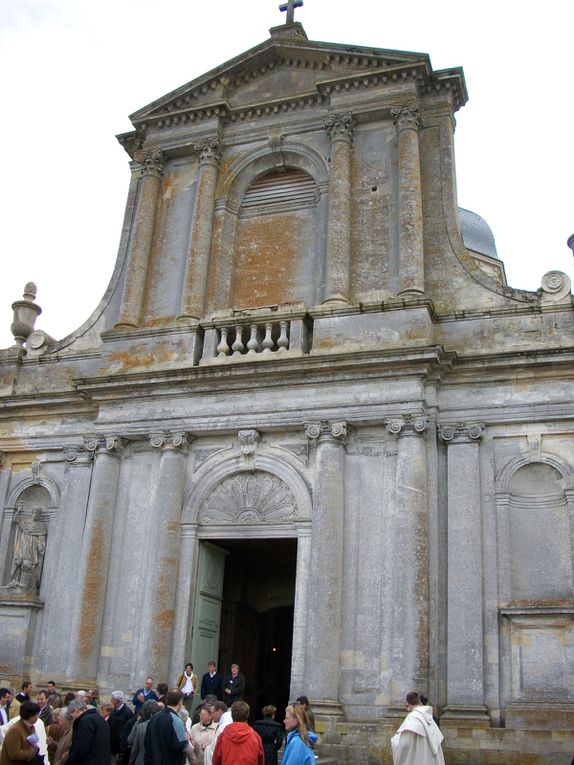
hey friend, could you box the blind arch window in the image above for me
[231,167,322,309]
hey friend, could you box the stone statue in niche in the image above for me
[7,505,47,593]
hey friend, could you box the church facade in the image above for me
[1,12,573,765]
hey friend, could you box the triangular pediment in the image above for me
[128,27,464,131]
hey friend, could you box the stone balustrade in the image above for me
[200,310,312,363]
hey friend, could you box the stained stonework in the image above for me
[1,14,573,765]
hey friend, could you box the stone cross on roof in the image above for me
[279,0,303,24]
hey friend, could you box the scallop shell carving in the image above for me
[201,472,296,524]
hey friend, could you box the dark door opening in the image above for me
[216,537,297,720]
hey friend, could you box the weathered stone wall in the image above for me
[1,23,573,765]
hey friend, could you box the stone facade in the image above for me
[1,16,573,765]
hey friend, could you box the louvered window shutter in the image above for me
[241,169,318,216]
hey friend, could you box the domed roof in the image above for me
[458,207,499,259]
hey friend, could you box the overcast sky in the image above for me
[1,0,572,348]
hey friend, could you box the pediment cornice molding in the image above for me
[123,66,464,147]
[123,38,466,146]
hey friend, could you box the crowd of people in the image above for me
[0,666,445,765]
[0,663,323,765]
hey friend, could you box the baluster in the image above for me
[277,320,289,351]
[247,324,261,354]
[232,325,245,356]
[217,326,230,357]
[262,322,274,353]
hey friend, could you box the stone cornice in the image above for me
[129,39,431,122]
[72,345,456,403]
[124,59,465,143]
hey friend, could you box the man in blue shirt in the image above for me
[132,677,158,714]
[144,688,191,765]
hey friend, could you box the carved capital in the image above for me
[132,149,164,179]
[105,436,125,454]
[83,436,100,453]
[194,137,223,165]
[323,113,355,144]
[439,423,485,444]
[83,435,125,455]
[391,102,423,133]
[386,416,428,437]
[64,446,93,464]
[64,447,79,463]
[305,421,347,444]
[150,432,192,451]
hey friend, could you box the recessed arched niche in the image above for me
[508,462,572,602]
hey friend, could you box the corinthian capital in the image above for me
[391,103,423,133]
[323,113,355,144]
[132,149,164,179]
[194,137,223,164]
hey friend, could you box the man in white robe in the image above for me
[391,692,444,765]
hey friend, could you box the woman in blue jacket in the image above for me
[281,705,318,765]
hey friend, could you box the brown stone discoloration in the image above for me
[180,159,219,318]
[103,344,176,373]
[233,211,307,308]
[8,451,45,472]
[78,518,105,662]
[205,212,224,311]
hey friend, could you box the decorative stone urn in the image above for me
[11,282,42,347]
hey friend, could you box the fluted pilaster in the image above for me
[387,416,429,700]
[67,436,124,682]
[439,423,489,718]
[116,151,164,327]
[391,104,425,295]
[323,114,354,304]
[304,421,347,710]
[138,433,191,679]
[179,138,222,320]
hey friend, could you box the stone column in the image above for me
[179,138,222,320]
[290,525,312,696]
[439,423,489,719]
[304,421,347,713]
[169,523,199,683]
[323,114,354,305]
[387,417,429,701]
[391,104,425,295]
[116,150,164,328]
[67,436,123,683]
[138,432,190,680]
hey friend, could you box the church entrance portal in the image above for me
[198,537,297,720]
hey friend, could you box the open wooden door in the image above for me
[191,542,228,678]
